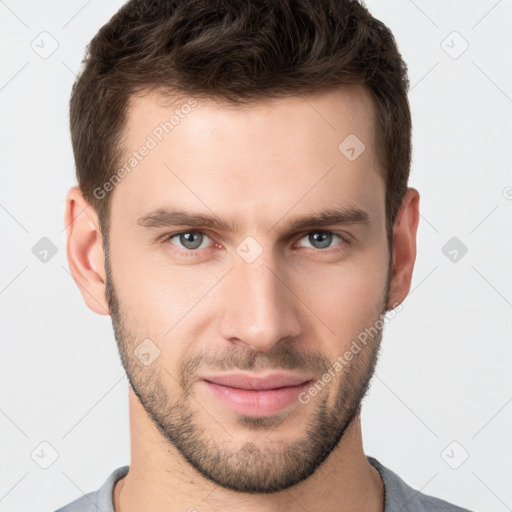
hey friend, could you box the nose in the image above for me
[218,250,302,352]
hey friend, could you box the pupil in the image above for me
[311,232,331,249]
[181,232,201,249]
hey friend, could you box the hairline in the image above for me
[97,82,390,238]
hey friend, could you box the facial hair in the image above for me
[104,242,391,494]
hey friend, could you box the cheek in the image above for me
[114,270,203,350]
[296,251,388,353]
[107,239,178,344]
[108,242,222,369]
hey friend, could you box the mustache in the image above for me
[178,344,331,388]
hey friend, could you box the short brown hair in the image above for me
[69,0,411,244]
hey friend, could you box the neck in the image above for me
[114,388,384,512]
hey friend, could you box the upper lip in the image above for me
[202,372,313,390]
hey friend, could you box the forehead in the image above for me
[110,85,384,232]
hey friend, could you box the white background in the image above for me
[1,1,511,511]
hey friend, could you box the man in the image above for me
[55,0,473,511]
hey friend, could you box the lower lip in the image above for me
[202,380,312,417]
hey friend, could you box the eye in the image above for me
[295,231,345,251]
[167,230,213,252]
[164,229,347,256]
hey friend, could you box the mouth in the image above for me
[200,372,313,417]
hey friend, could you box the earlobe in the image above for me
[387,187,420,308]
[64,186,110,316]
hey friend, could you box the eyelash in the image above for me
[162,229,349,257]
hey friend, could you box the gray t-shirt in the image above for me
[53,456,473,511]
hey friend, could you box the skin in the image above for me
[65,84,419,512]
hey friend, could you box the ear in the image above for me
[64,186,110,315]
[387,187,420,308]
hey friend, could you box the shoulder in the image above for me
[53,465,129,512]
[367,456,474,512]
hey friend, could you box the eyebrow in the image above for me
[136,206,370,233]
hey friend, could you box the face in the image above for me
[104,86,392,493]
